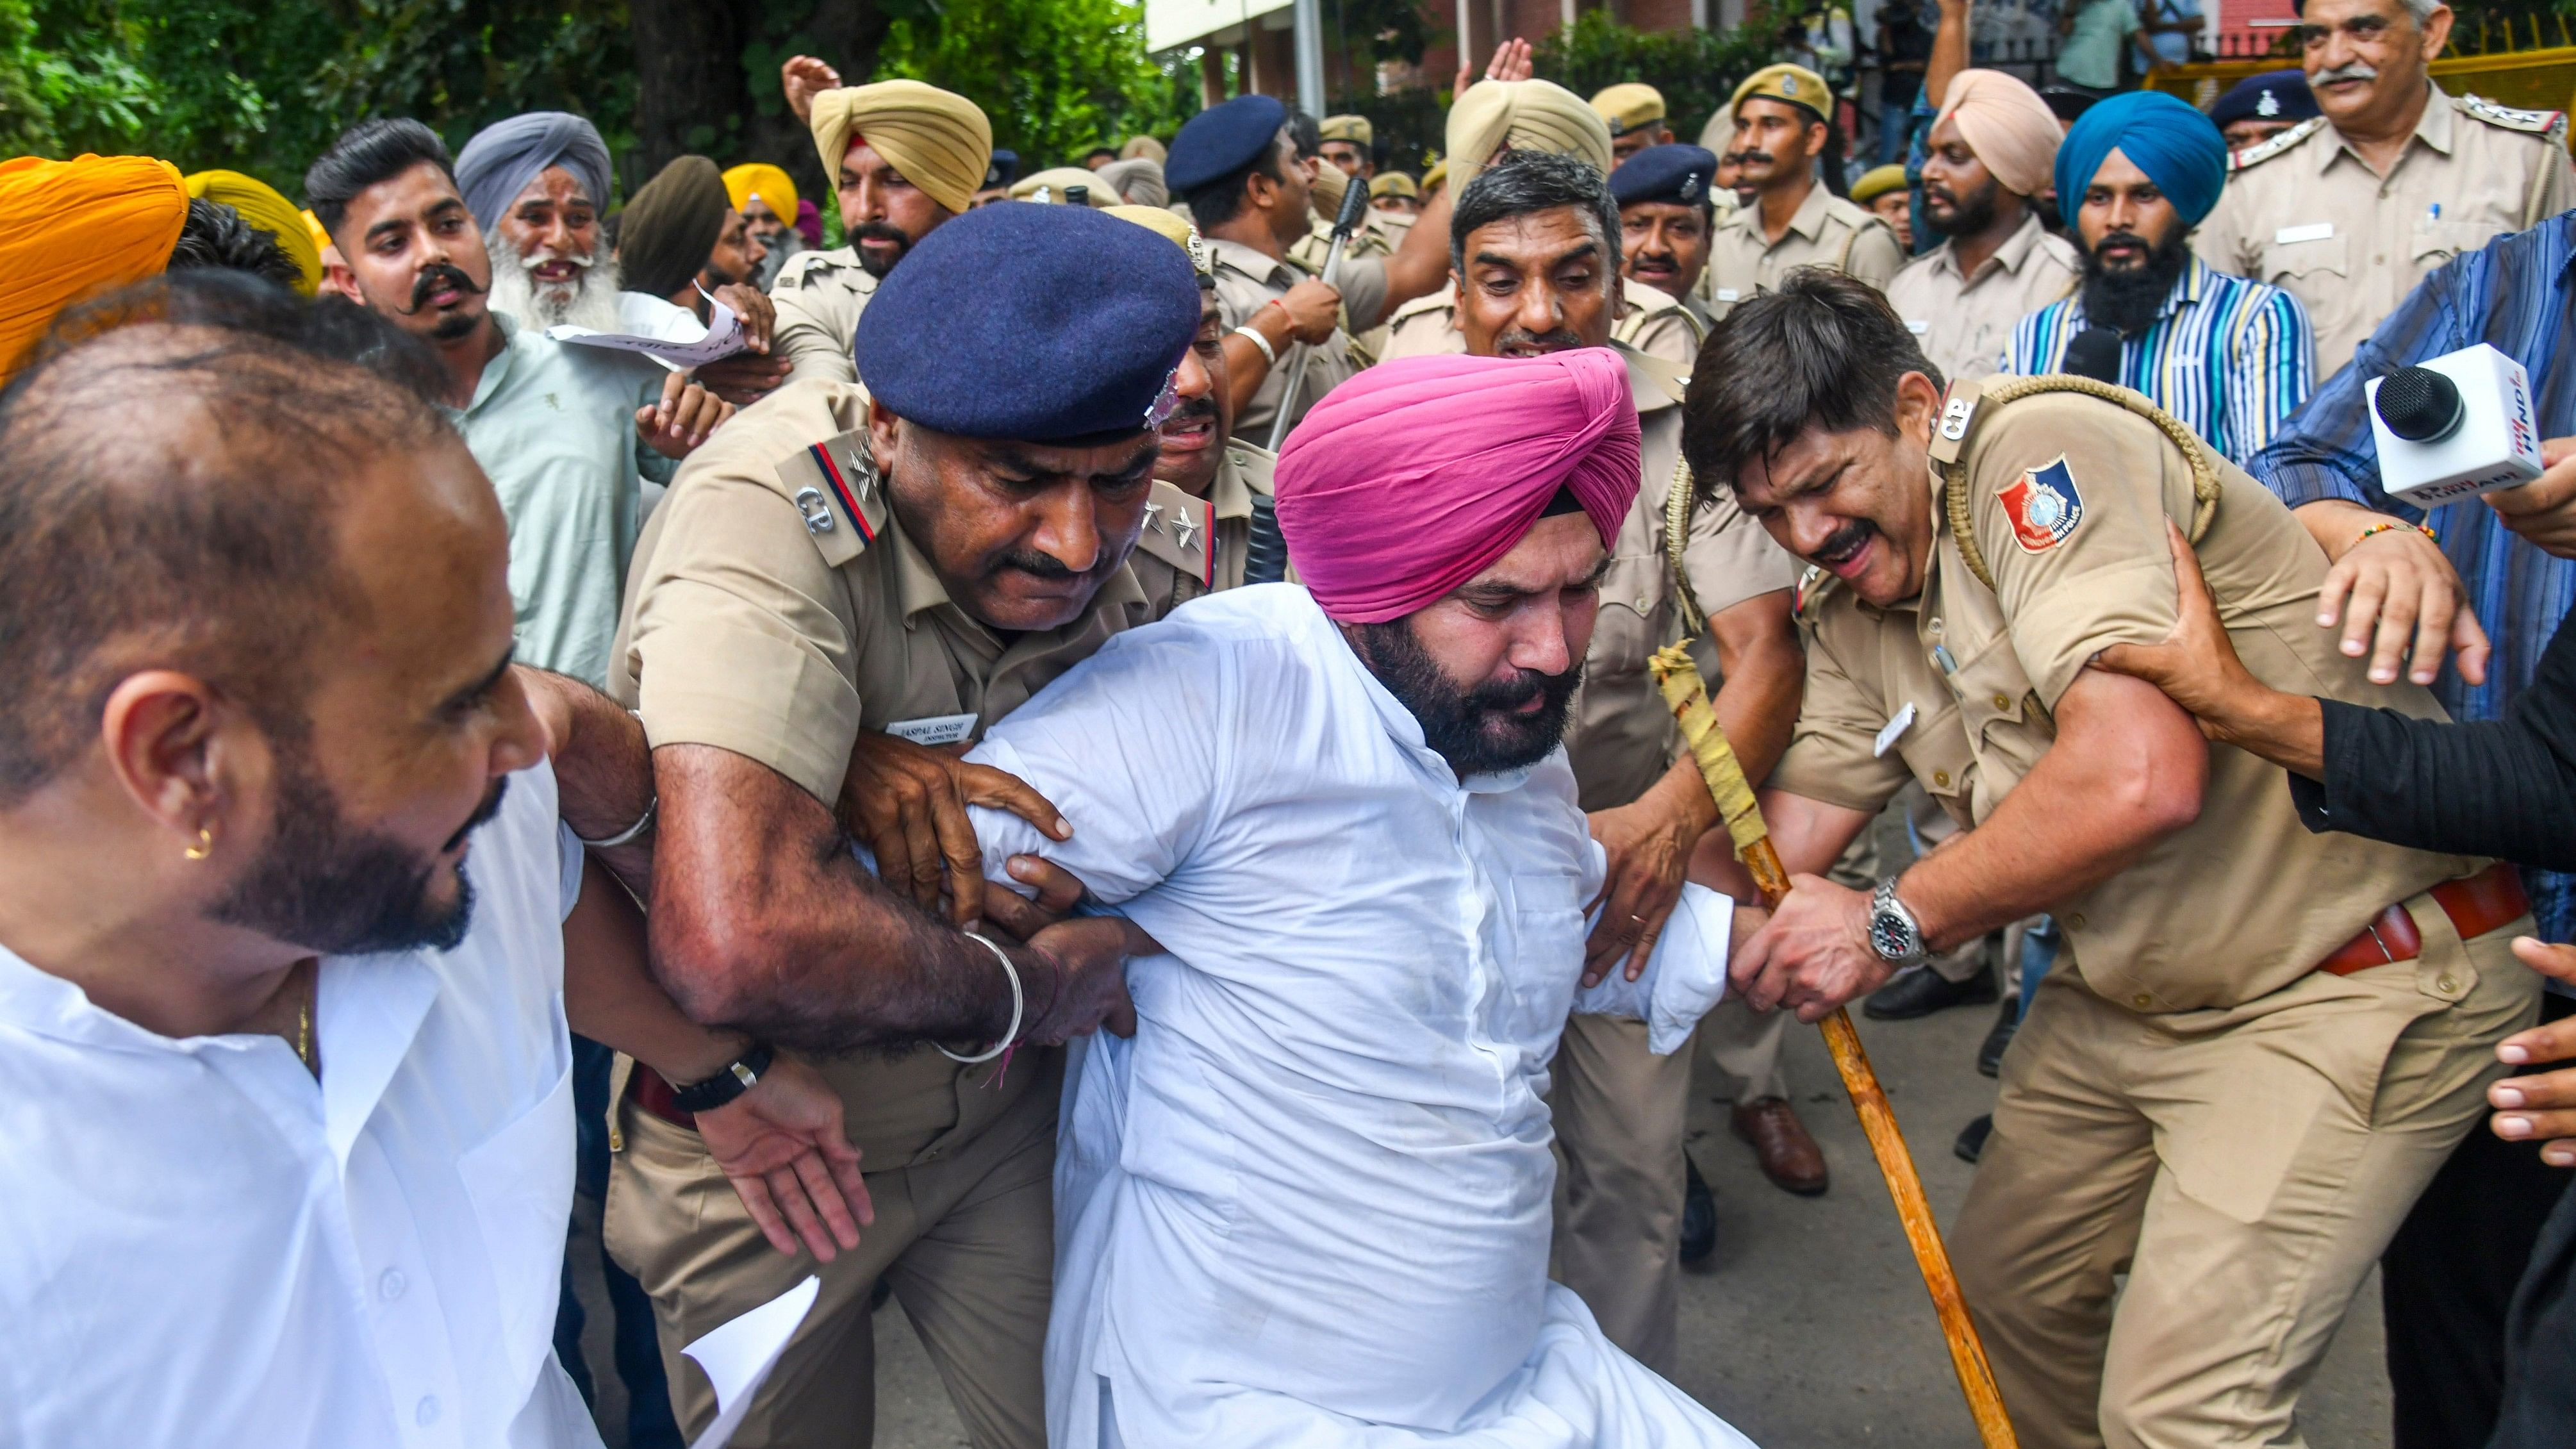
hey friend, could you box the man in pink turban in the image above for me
[939,349,1762,1446]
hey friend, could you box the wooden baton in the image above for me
[1650,643,2020,1449]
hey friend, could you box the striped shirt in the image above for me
[2252,211,2576,939]
[2004,255,2316,465]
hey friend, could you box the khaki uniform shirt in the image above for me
[1706,183,1906,321]
[768,246,879,387]
[2196,85,2574,376]
[1770,379,2480,1012]
[1380,279,1706,369]
[1883,212,2083,383]
[607,376,1153,1168]
[1567,346,1801,811]
[1208,235,1365,444]
[1129,440,1276,618]
[1287,211,1400,335]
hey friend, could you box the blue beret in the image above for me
[1610,144,1720,208]
[855,202,1201,443]
[985,149,1020,189]
[2209,70,2319,131]
[2054,90,2230,228]
[1166,94,1289,193]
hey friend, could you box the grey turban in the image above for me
[455,112,614,231]
[1095,157,1168,209]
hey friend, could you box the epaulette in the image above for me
[770,427,886,568]
[1622,346,1692,406]
[1791,564,1838,624]
[2229,115,2324,172]
[1133,479,1216,588]
[772,247,876,296]
[2459,94,2565,137]
[1387,286,1456,326]
[1227,439,1277,497]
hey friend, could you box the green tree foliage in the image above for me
[1533,10,1794,148]
[875,0,1194,163]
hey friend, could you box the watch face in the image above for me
[1870,909,1915,962]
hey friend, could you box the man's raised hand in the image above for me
[636,372,733,458]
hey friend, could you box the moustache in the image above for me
[443,774,510,854]
[400,262,485,314]
[1809,518,1878,568]
[2090,229,2151,261]
[1496,327,1585,355]
[850,221,911,251]
[1727,149,1774,168]
[2313,62,2379,85]
[1159,394,1219,429]
[998,549,1078,580]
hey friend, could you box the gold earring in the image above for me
[183,826,212,861]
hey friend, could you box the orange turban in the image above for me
[0,155,187,379]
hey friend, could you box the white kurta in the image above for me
[967,583,1758,1449]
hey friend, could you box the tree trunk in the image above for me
[628,1,895,203]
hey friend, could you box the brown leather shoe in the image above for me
[1732,1097,1829,1196]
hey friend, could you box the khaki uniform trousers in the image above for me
[1953,899,2539,1449]
[1551,1013,1697,1373]
[604,1052,1062,1449]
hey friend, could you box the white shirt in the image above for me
[968,584,1755,1449]
[0,765,599,1449]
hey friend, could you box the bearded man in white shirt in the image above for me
[0,276,867,1448]
[955,351,1763,1449]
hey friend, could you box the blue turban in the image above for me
[454,112,614,232]
[2054,90,2229,226]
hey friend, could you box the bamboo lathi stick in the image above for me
[1649,643,2020,1449]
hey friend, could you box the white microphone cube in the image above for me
[2366,342,2545,508]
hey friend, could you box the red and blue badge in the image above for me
[1999,456,2085,554]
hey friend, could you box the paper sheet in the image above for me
[548,290,747,369]
[682,1275,821,1449]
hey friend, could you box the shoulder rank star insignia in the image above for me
[1999,456,2086,554]
[1169,506,1200,553]
[1142,499,1167,534]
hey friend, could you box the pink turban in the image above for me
[1275,351,1640,623]
[1935,69,2063,198]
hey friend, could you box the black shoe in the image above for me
[1976,996,2020,1078]
[1954,1114,1994,1164]
[1863,963,1999,1020]
[1680,1154,1717,1264]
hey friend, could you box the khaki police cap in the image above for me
[1370,171,1419,200]
[1103,203,1214,283]
[1591,82,1668,137]
[1421,157,1449,194]
[1731,63,1831,122]
[1009,166,1116,206]
[1319,114,1374,147]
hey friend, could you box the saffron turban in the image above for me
[454,111,614,231]
[1275,351,1642,623]
[722,162,798,223]
[618,155,729,299]
[809,80,993,217]
[2054,90,2230,226]
[185,169,321,295]
[1934,69,2063,199]
[1445,78,1614,194]
[0,154,186,379]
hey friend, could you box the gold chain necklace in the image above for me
[290,961,315,1073]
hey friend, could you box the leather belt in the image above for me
[628,1062,697,1130]
[2317,862,2529,977]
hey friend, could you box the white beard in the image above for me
[486,228,625,333]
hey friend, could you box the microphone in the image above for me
[2366,342,2546,506]
[2062,327,2123,384]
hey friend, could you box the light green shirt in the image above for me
[2057,0,2139,90]
[443,315,675,686]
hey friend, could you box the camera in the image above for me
[2366,342,2545,508]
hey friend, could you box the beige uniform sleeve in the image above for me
[2525,120,2574,226]
[1330,253,1393,333]
[1840,219,1905,291]
[1767,620,1915,811]
[625,469,864,803]
[1681,487,1801,621]
[771,276,860,387]
[2192,178,2261,282]
[1969,402,2192,710]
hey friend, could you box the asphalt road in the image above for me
[575,985,2394,1448]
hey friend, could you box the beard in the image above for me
[1347,618,1583,779]
[209,724,506,957]
[486,227,624,333]
[2079,224,2192,336]
[849,222,912,279]
[1924,173,2000,239]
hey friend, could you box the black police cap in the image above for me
[1610,144,1721,209]
[1165,94,1291,193]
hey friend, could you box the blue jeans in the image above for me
[1878,98,1918,164]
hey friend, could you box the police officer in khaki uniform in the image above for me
[1448,149,1804,1373]
[768,72,993,386]
[2195,0,2573,376]
[1693,271,2539,1448]
[1611,143,1728,334]
[1706,64,1904,320]
[1316,112,1376,179]
[600,203,1204,1449]
[1592,81,1676,165]
[1105,204,1278,611]
[1294,159,1407,354]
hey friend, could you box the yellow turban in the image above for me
[184,169,321,297]
[1444,78,1614,194]
[1933,69,2063,199]
[300,207,331,260]
[0,154,186,379]
[1009,167,1117,206]
[722,162,799,224]
[809,80,993,217]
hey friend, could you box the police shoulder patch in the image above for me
[2459,94,2563,135]
[2227,115,2325,172]
[1998,456,2086,554]
[771,429,885,568]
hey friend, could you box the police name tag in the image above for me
[2274,222,2334,245]
[1715,288,1742,302]
[886,713,977,747]
[1873,702,1917,758]
[1906,319,1931,336]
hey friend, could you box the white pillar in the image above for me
[1294,0,1326,119]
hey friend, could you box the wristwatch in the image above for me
[1867,876,1929,968]
[670,1042,776,1115]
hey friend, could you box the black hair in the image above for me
[1287,111,1322,161]
[1449,150,1622,286]
[1182,123,1295,229]
[304,118,455,240]
[167,198,304,291]
[0,272,452,801]
[1681,268,1943,498]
